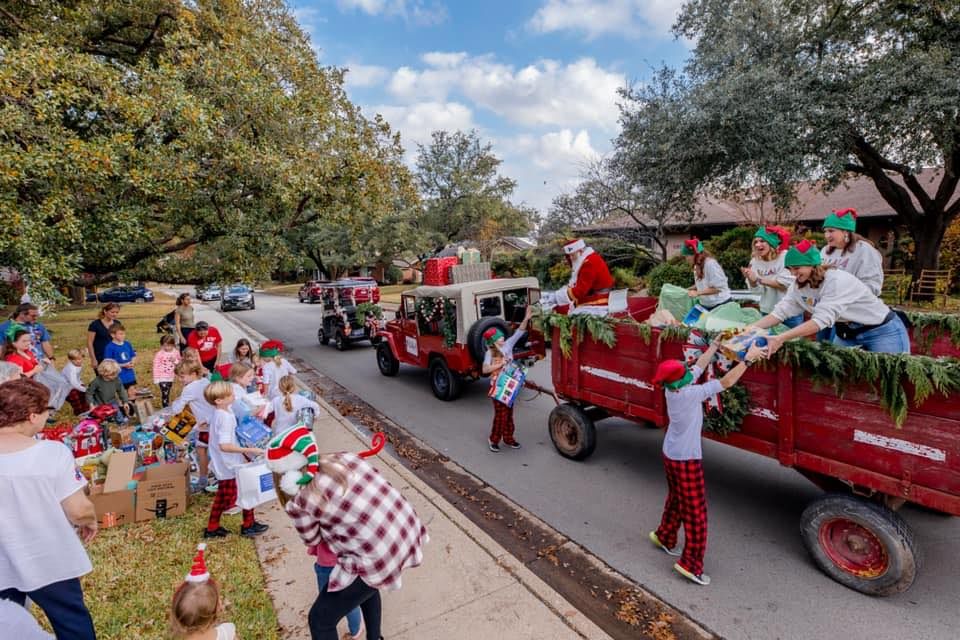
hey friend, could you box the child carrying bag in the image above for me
[235,461,277,509]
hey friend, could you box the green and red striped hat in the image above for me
[265,424,320,496]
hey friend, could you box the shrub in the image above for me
[611,267,640,289]
[646,256,693,296]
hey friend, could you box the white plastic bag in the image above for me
[37,366,70,410]
[235,461,277,509]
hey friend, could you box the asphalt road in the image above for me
[220,293,959,640]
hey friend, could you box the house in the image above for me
[489,236,537,257]
[579,168,948,261]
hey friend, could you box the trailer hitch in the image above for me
[523,380,560,405]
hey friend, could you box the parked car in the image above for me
[298,280,328,303]
[199,285,221,301]
[375,277,545,400]
[316,282,382,351]
[220,284,255,311]
[336,278,380,304]
[86,285,155,303]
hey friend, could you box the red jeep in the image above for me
[298,280,329,303]
[337,277,380,304]
[375,277,546,400]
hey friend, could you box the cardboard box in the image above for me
[135,461,190,522]
[110,425,136,449]
[450,262,491,284]
[89,484,136,528]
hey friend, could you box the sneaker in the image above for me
[673,562,710,586]
[241,522,269,537]
[205,482,219,494]
[488,442,500,452]
[203,527,230,539]
[649,531,681,557]
[505,441,521,449]
[224,506,241,515]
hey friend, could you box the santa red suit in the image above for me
[555,239,615,308]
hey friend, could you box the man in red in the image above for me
[551,238,615,312]
[186,321,222,372]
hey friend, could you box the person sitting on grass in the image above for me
[170,543,237,639]
[648,337,766,587]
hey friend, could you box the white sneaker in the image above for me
[649,531,681,556]
[224,506,241,515]
[673,562,710,586]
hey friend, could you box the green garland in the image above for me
[704,385,750,436]
[414,297,457,348]
[535,312,641,357]
[904,311,960,349]
[356,302,383,319]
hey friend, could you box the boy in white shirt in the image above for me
[60,349,89,415]
[649,338,765,586]
[202,381,268,539]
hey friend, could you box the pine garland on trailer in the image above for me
[535,312,641,358]
[356,302,383,319]
[904,311,960,349]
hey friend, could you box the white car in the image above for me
[199,286,221,301]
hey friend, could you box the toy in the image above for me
[488,362,527,408]
[295,406,316,426]
[131,430,161,466]
[72,419,104,458]
[237,415,271,450]
[162,406,196,445]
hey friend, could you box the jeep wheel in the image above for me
[317,327,329,345]
[377,343,399,376]
[429,358,462,401]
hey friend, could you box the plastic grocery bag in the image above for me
[236,461,277,509]
[658,284,694,325]
[37,367,70,411]
[703,302,763,331]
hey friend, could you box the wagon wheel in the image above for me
[548,404,596,461]
[800,493,921,596]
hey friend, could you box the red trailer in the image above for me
[543,297,960,596]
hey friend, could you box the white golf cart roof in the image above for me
[404,277,541,342]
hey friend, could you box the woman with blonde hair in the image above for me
[269,375,321,432]
[820,208,884,295]
[741,226,802,328]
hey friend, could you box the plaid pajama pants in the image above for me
[655,455,708,576]
[207,478,254,531]
[489,400,517,446]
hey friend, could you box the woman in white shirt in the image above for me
[820,208,884,295]
[751,240,909,354]
[681,238,731,310]
[741,226,801,327]
[0,379,97,640]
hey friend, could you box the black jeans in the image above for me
[158,381,173,407]
[1,577,96,639]
[308,577,381,640]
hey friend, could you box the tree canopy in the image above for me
[0,0,414,298]
[617,0,960,277]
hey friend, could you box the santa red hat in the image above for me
[562,238,586,255]
[185,543,210,583]
[652,359,693,390]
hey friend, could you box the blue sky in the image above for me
[290,0,691,214]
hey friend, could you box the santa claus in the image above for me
[545,238,615,313]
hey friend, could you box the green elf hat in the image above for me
[483,327,504,346]
[784,239,822,267]
[823,208,857,232]
[754,226,783,249]
[4,322,25,343]
[652,359,694,391]
[680,238,704,256]
[259,339,284,358]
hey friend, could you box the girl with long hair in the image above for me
[682,238,731,310]
[820,208,884,295]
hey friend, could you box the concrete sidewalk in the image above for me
[191,301,613,640]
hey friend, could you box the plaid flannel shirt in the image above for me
[286,453,428,592]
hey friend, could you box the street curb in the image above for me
[218,307,717,640]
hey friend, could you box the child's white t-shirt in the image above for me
[60,361,85,392]
[216,622,237,639]
[270,394,321,432]
[208,408,246,481]
[662,366,724,461]
[0,441,93,591]
[262,358,297,399]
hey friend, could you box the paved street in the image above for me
[212,292,959,640]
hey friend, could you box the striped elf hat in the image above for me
[265,424,320,496]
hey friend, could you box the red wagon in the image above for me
[542,297,960,596]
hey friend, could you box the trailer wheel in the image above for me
[429,358,462,401]
[800,494,921,596]
[548,404,596,461]
[376,343,399,377]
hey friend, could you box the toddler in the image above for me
[61,348,90,415]
[170,543,236,639]
[103,322,137,390]
[182,346,209,376]
[153,334,182,407]
[85,359,129,409]
[270,375,320,432]
[204,381,268,538]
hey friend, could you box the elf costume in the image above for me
[681,237,731,310]
[820,208,884,295]
[483,327,527,451]
[649,358,724,585]
[747,226,798,320]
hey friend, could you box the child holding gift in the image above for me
[153,334,181,407]
[203,381,268,538]
[480,305,533,452]
[648,337,766,586]
[170,543,237,639]
[170,361,213,491]
[270,375,321,432]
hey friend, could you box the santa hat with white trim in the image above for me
[562,238,586,254]
[265,424,320,496]
[185,543,210,583]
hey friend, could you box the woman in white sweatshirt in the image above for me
[820,208,884,295]
[751,240,908,354]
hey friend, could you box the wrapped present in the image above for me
[487,362,527,408]
[72,419,104,458]
[720,327,770,362]
[424,256,458,286]
[131,430,162,466]
[40,424,74,444]
[450,262,492,284]
[161,407,196,445]
[237,415,271,449]
[295,406,316,425]
[658,283,695,325]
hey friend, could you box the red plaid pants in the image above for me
[207,478,254,531]
[655,455,708,576]
[489,400,517,445]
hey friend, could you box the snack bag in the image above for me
[720,327,770,362]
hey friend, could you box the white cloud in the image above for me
[385,54,625,130]
[534,129,601,169]
[370,101,476,152]
[344,63,390,88]
[337,0,448,26]
[528,0,684,39]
